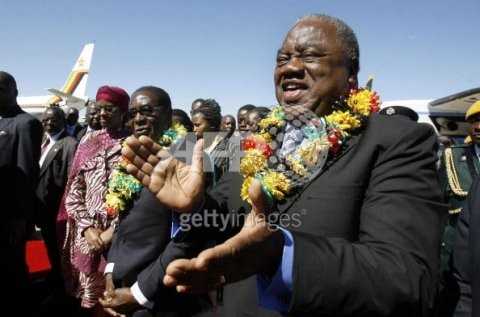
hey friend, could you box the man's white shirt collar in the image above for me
[39,129,64,167]
[47,129,64,142]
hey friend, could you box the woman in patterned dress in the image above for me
[64,86,129,311]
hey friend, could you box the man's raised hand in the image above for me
[122,135,205,213]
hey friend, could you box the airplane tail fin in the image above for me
[74,73,89,98]
[49,43,94,105]
[71,43,94,98]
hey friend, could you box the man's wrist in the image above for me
[263,229,285,277]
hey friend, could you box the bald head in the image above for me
[0,71,18,110]
[274,14,359,115]
[0,71,17,89]
[66,107,79,126]
[292,14,360,76]
[42,106,66,135]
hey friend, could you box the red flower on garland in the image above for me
[241,137,256,151]
[257,142,273,158]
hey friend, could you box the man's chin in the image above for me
[134,131,154,139]
[280,98,311,110]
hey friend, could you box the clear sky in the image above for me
[1,0,479,116]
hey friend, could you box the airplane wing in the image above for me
[48,88,86,106]
[428,87,480,136]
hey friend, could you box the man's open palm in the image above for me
[122,135,205,213]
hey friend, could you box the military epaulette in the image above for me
[444,147,468,198]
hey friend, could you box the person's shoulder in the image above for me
[15,111,40,125]
[62,135,79,147]
[365,113,436,145]
[14,111,42,134]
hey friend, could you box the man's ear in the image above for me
[347,76,358,90]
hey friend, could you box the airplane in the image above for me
[382,87,480,138]
[17,43,95,117]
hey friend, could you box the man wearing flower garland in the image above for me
[100,86,209,317]
[122,14,445,316]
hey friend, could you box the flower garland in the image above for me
[105,122,188,218]
[240,87,380,205]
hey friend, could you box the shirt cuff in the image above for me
[171,213,181,238]
[170,197,206,239]
[131,282,154,310]
[257,227,294,313]
[104,263,114,274]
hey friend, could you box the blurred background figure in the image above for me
[172,108,194,132]
[246,106,270,133]
[237,104,255,132]
[76,100,101,142]
[190,98,205,115]
[191,99,227,182]
[65,107,83,138]
[220,114,236,139]
[192,99,221,141]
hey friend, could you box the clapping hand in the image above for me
[122,135,205,213]
[162,180,284,294]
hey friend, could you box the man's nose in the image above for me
[134,112,146,122]
[282,56,304,76]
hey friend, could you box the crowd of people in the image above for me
[1,13,480,317]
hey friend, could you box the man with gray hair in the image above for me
[122,14,444,316]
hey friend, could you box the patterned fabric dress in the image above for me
[63,129,124,308]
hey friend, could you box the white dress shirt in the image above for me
[39,129,64,167]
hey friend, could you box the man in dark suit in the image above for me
[0,71,43,315]
[101,86,209,317]
[65,106,84,139]
[76,100,101,142]
[36,106,77,292]
[121,14,446,316]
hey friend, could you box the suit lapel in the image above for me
[40,132,66,176]
[277,133,361,214]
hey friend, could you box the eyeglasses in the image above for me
[128,106,159,119]
[97,104,117,114]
